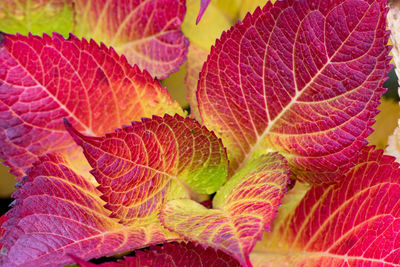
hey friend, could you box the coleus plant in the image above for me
[0,0,398,266]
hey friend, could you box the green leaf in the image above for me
[0,0,74,36]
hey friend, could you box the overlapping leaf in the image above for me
[197,0,212,24]
[0,215,7,250]
[73,0,189,79]
[197,0,391,183]
[0,33,183,179]
[65,114,228,223]
[386,0,400,161]
[388,0,400,78]
[251,147,400,266]
[160,152,290,266]
[367,98,400,149]
[185,45,209,120]
[183,0,277,122]
[0,154,176,267]
[0,0,74,36]
[72,242,241,267]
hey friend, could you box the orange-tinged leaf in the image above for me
[0,154,175,267]
[160,152,290,267]
[251,147,400,266]
[185,44,209,120]
[73,0,189,79]
[65,114,228,223]
[0,33,183,179]
[197,0,391,184]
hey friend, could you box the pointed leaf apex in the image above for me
[63,118,85,146]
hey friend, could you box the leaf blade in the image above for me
[72,242,241,267]
[0,33,183,179]
[65,114,228,223]
[160,153,290,266]
[0,154,175,267]
[73,0,189,79]
[252,147,400,266]
[0,0,74,36]
[197,0,391,184]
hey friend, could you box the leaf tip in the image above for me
[63,118,85,146]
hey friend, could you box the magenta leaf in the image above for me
[0,32,182,179]
[0,154,175,267]
[197,0,391,184]
[71,242,241,267]
[196,0,212,24]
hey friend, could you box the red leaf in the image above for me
[72,242,241,267]
[196,0,212,24]
[65,114,228,223]
[0,33,182,179]
[197,0,391,184]
[160,153,290,266]
[0,154,174,267]
[253,147,400,265]
[73,0,189,79]
[0,214,7,251]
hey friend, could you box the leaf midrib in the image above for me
[237,3,375,171]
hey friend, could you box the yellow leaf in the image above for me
[368,98,400,149]
[182,0,235,50]
[0,163,17,197]
[239,0,269,20]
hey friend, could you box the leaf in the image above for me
[73,0,188,79]
[182,0,235,51]
[71,242,241,267]
[197,0,212,24]
[367,98,400,149]
[185,44,209,120]
[0,32,183,179]
[0,0,74,36]
[197,0,391,184]
[239,0,268,20]
[0,154,175,267]
[0,214,7,251]
[0,163,16,197]
[251,147,400,266]
[387,119,400,161]
[160,152,290,266]
[65,114,228,223]
[388,0,400,78]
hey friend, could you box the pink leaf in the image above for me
[73,0,189,79]
[197,0,391,184]
[0,154,174,267]
[65,114,228,223]
[71,242,241,267]
[160,153,290,266]
[196,0,212,24]
[0,33,183,179]
[253,147,400,265]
